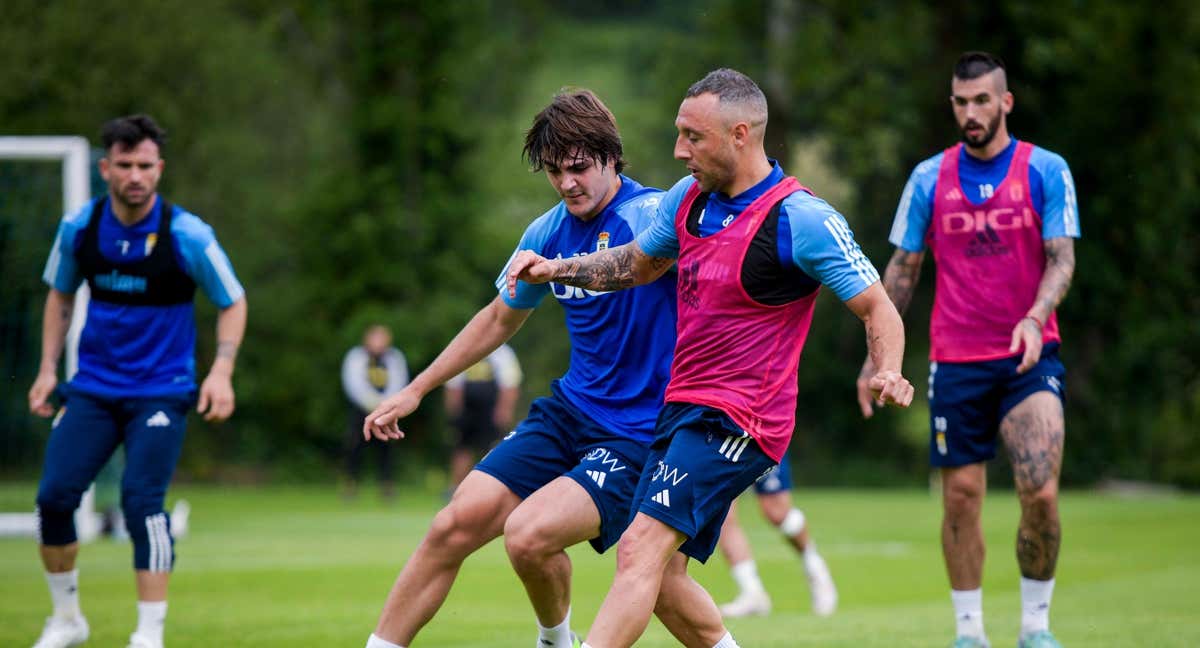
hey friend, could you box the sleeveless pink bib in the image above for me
[664,177,817,462]
[927,142,1060,361]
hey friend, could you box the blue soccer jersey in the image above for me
[497,175,676,444]
[888,138,1081,252]
[42,196,244,398]
[637,161,879,302]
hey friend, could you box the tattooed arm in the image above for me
[856,248,924,417]
[198,296,247,422]
[1009,236,1076,374]
[846,282,914,411]
[27,289,75,417]
[880,248,926,316]
[505,241,675,296]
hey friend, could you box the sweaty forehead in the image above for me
[676,94,721,131]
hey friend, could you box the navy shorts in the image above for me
[36,385,191,559]
[752,453,792,495]
[633,403,778,563]
[474,386,649,553]
[928,343,1066,467]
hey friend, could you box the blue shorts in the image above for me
[633,403,778,563]
[928,344,1066,467]
[474,385,649,553]
[752,454,792,495]
[36,385,191,568]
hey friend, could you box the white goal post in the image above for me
[0,136,100,541]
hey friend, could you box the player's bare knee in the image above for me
[502,519,551,568]
[426,505,485,556]
[1017,480,1059,517]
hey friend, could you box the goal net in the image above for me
[0,136,100,541]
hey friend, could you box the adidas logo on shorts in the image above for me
[586,469,607,488]
[146,411,172,427]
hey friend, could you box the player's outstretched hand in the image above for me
[364,387,421,442]
[505,250,557,298]
[867,370,914,409]
[28,370,58,418]
[197,371,236,422]
[1009,316,1043,374]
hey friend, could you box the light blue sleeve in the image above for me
[41,202,93,293]
[494,209,557,309]
[785,194,881,302]
[172,210,245,308]
[887,154,941,252]
[634,176,692,259]
[1031,147,1081,239]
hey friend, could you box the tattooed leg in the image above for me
[1000,391,1064,580]
[941,462,987,589]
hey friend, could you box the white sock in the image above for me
[135,601,167,643]
[713,631,741,648]
[1020,577,1055,636]
[730,560,766,596]
[45,569,81,619]
[536,606,573,647]
[366,633,405,648]
[951,588,985,639]
[802,541,824,574]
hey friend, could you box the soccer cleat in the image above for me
[126,632,163,648]
[951,636,991,648]
[32,615,89,648]
[719,589,772,618]
[804,552,838,617]
[572,632,582,647]
[1017,630,1062,648]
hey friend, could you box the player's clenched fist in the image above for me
[867,370,915,409]
[505,250,557,297]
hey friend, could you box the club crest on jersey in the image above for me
[144,232,158,256]
[597,232,610,251]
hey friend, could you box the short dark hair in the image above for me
[954,51,1006,81]
[101,114,166,153]
[523,89,626,174]
[685,68,769,127]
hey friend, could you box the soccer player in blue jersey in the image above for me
[361,89,739,648]
[859,52,1078,648]
[509,68,912,648]
[27,114,247,648]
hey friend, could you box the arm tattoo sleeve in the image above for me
[882,248,923,316]
[551,244,671,291]
[1031,237,1075,317]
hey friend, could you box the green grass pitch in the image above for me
[2,484,1197,647]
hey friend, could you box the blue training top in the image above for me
[42,195,245,398]
[498,175,676,444]
[888,138,1081,252]
[637,160,880,302]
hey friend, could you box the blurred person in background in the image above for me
[341,323,409,501]
[716,455,836,619]
[27,114,246,648]
[861,51,1079,648]
[443,342,522,492]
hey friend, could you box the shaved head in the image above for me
[685,68,768,135]
[954,51,1008,94]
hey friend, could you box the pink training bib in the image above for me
[927,142,1060,362]
[664,177,817,462]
